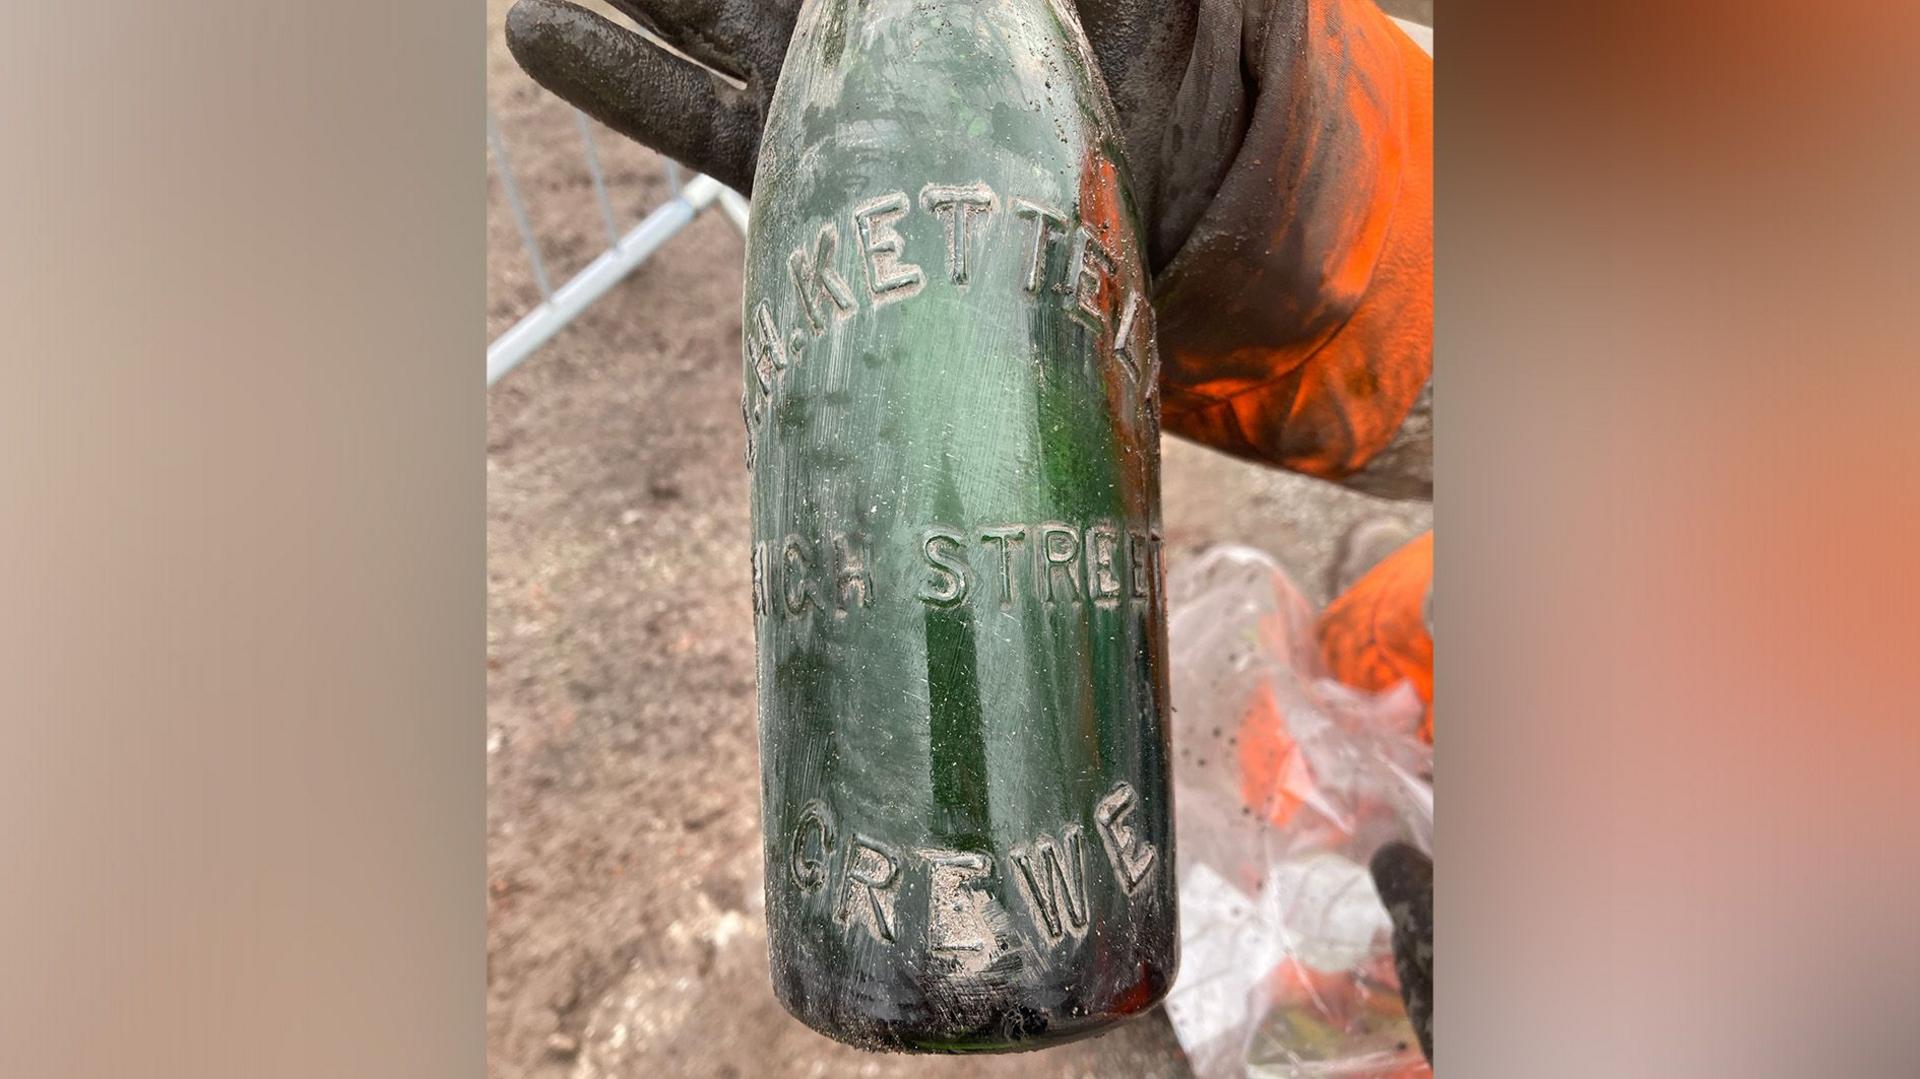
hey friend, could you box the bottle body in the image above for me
[743,0,1173,1052]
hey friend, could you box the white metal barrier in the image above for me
[485,104,746,386]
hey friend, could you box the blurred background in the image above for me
[485,2,1432,1075]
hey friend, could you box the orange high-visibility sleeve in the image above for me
[1317,530,1434,742]
[1158,1,1432,482]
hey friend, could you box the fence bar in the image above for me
[488,173,725,386]
[1390,16,1432,55]
[572,109,622,246]
[487,106,553,301]
[717,188,751,236]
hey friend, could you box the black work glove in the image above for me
[1370,840,1433,1064]
[506,0,1219,270]
[505,0,1432,489]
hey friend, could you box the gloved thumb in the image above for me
[506,0,764,194]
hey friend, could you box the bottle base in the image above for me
[772,967,1174,1054]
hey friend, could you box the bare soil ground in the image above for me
[486,4,1431,1076]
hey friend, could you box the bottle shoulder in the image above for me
[755,0,1129,197]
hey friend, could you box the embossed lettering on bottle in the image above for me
[743,0,1174,1052]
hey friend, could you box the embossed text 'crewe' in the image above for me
[787,782,1160,966]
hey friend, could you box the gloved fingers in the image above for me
[1071,0,1193,96]
[1068,0,1198,248]
[1369,841,1433,1063]
[507,0,765,194]
[600,0,796,90]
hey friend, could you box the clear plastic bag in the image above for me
[1163,546,1433,1079]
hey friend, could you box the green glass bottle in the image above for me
[742,0,1173,1052]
